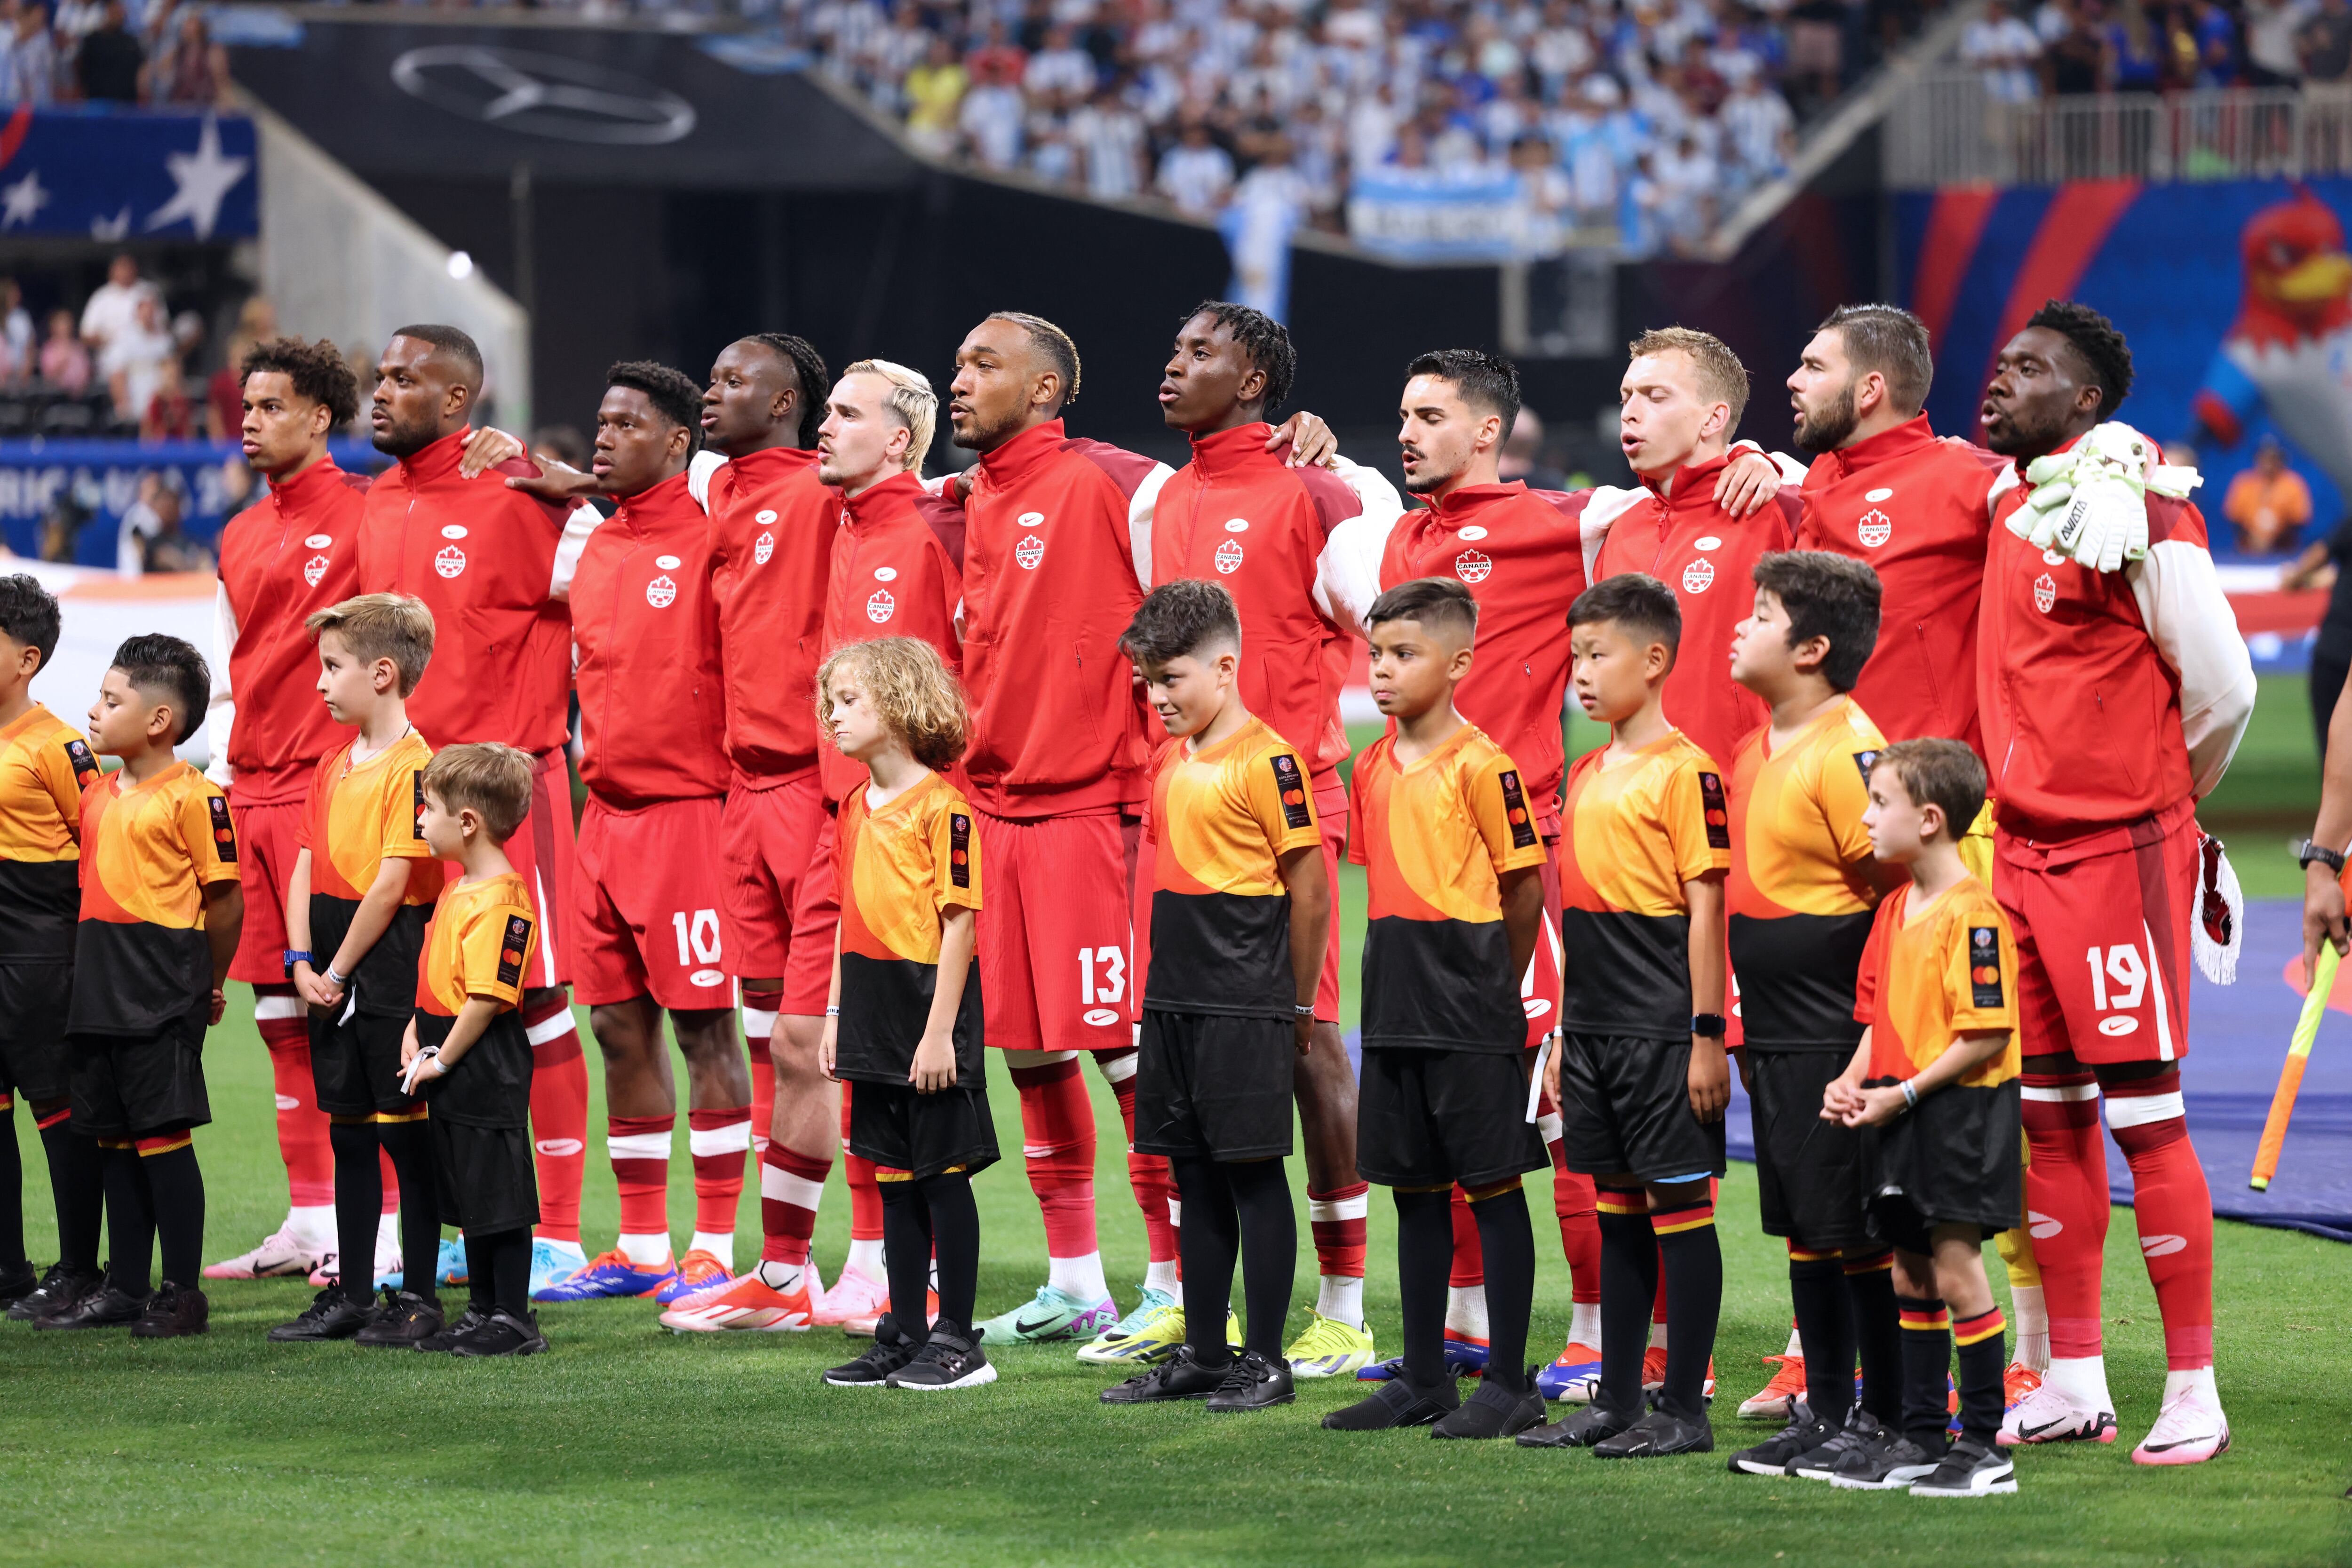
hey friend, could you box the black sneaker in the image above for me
[417,1305,488,1353]
[0,1259,36,1302]
[1908,1436,2018,1497]
[1432,1371,1547,1440]
[1829,1433,1944,1490]
[1730,1415,1836,1476]
[1205,1349,1295,1413]
[268,1287,378,1343]
[826,1316,922,1386]
[1324,1374,1461,1431]
[1518,1399,1640,1448]
[33,1276,148,1330]
[7,1263,101,1322]
[888,1321,997,1389]
[1789,1405,1891,1480]
[356,1290,445,1347]
[1101,1344,1232,1404]
[130,1281,208,1339]
[1593,1406,1716,1457]
[450,1308,547,1358]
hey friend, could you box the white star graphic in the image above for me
[142,116,249,240]
[0,169,46,230]
[90,205,129,241]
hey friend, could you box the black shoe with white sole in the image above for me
[888,1321,997,1389]
[1730,1415,1836,1476]
[1908,1436,2018,1497]
[826,1315,921,1386]
[1790,1406,1892,1480]
[1829,1433,1943,1490]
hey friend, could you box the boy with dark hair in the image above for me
[1522,573,1729,1457]
[269,593,446,1346]
[1719,551,1905,1479]
[1821,738,2021,1497]
[0,575,103,1318]
[39,636,241,1337]
[1322,576,1551,1440]
[1100,578,1329,1413]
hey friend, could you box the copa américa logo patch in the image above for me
[498,913,534,990]
[207,795,238,861]
[948,812,971,889]
[64,737,98,788]
[1968,923,2004,1008]
[1698,771,1730,850]
[1498,767,1538,849]
[412,771,428,840]
[1271,752,1312,830]
[1852,748,1880,784]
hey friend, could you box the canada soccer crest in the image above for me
[303,554,328,587]
[435,545,466,579]
[1015,534,1046,570]
[646,574,677,608]
[867,589,896,622]
[1682,557,1716,594]
[1857,509,1891,548]
[2033,573,2057,613]
[1454,549,1491,584]
[754,530,775,565]
[1215,539,1244,574]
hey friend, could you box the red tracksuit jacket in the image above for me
[215,456,370,805]
[818,470,966,803]
[706,445,837,788]
[571,469,727,808]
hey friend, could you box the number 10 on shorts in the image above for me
[1080,945,1125,1027]
[674,909,723,966]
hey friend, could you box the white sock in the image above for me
[1445,1284,1488,1341]
[287,1205,335,1249]
[755,1258,805,1294]
[1316,1274,1365,1329]
[1649,1319,1671,1351]
[374,1212,397,1260]
[1783,1324,1805,1358]
[2160,1365,2217,1405]
[616,1232,672,1267]
[1048,1251,1109,1305]
[2010,1284,2049,1371]
[846,1237,886,1279]
[1569,1301,1604,1349]
[1143,1258,1182,1300]
[2047,1354,2114,1413]
[688,1231,734,1270]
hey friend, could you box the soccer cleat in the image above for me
[269,1288,380,1343]
[435,1238,469,1288]
[1829,1434,1944,1490]
[1911,1435,2018,1496]
[1356,1336,1488,1382]
[810,1263,888,1329]
[204,1224,331,1281]
[1101,1345,1231,1404]
[652,1249,731,1305]
[1284,1311,1376,1378]
[1737,1354,1810,1421]
[373,1241,405,1291]
[529,1238,589,1297]
[976,1284,1118,1345]
[0,1259,35,1302]
[1324,1375,1461,1431]
[888,1321,997,1390]
[129,1282,208,1339]
[2131,1384,2231,1466]
[416,1305,488,1353]
[306,1254,338,1289]
[34,1278,148,1331]
[1642,1346,1716,1399]
[1536,1341,1604,1402]
[1998,1380,2118,1448]
[659,1269,816,1333]
[450,1308,548,1357]
[1791,1407,1894,1480]
[826,1317,922,1386]
[1517,1399,1641,1449]
[1730,1415,1836,1476]
[1432,1373,1546,1440]
[356,1290,446,1348]
[529,1249,677,1302]
[1077,1288,1185,1365]
[7,1263,101,1322]
[2003,1361,2042,1414]
[1205,1348,1295,1412]
[1593,1407,1716,1457]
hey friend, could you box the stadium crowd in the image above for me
[0,0,226,107]
[1960,0,2352,98]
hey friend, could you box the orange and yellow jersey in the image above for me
[1727,697,1887,1051]
[1854,878,2019,1087]
[1142,715,1321,1019]
[0,703,98,962]
[71,761,239,1035]
[297,730,443,906]
[417,871,537,1018]
[834,770,983,1083]
[1558,729,1730,1040]
[1349,723,1549,1052]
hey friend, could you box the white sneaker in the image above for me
[376,1241,404,1290]
[202,1224,329,1280]
[2132,1384,2230,1466]
[1998,1379,2117,1447]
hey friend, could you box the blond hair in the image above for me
[841,358,938,474]
[420,742,535,842]
[306,592,435,695]
[815,637,969,772]
[1628,326,1750,435]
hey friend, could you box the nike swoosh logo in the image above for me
[1013,1312,1066,1335]
[2017,1418,2072,1439]
[2141,1431,2217,1452]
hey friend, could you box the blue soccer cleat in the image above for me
[436,1236,469,1288]
[528,1237,589,1299]
[529,1248,676,1302]
[1536,1340,1604,1401]
[1355,1336,1490,1382]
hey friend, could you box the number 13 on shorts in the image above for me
[1081,944,1125,1027]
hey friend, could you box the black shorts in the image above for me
[844,1076,1000,1181]
[0,962,72,1101]
[1860,1078,2024,1251]
[1748,1048,1869,1250]
[311,1007,419,1119]
[1358,1046,1549,1189]
[1133,1009,1294,1162]
[69,1013,209,1138]
[1556,1032,1726,1183]
[431,1116,539,1235]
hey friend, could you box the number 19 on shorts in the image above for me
[2084,943,2146,1037]
[1080,945,1125,1027]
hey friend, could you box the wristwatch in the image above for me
[281,949,313,979]
[2296,839,2345,875]
[1691,1013,1728,1038]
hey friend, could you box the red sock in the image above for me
[839,1083,885,1245]
[2103,1069,2214,1369]
[760,1143,829,1266]
[742,992,778,1157]
[1308,1180,1368,1279]
[1448,1185,1485,1288]
[687,1106,751,1239]
[524,995,587,1244]
[2023,1067,2111,1359]
[1100,1047,1179,1266]
[380,1147,400,1216]
[255,987,332,1209]
[1551,1149,1600,1305]
[1652,1269,1670,1327]
[1011,1055,1097,1261]
[608,1114,673,1241]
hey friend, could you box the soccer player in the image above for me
[37,637,241,1337]
[534,361,754,1303]
[1976,301,2254,1465]
[266,595,447,1347]
[0,575,101,1320]
[357,324,598,1294]
[1322,578,1549,1439]
[1521,574,1728,1457]
[1819,740,2021,1498]
[1099,580,1326,1412]
[814,638,997,1390]
[1128,299,1403,1376]
[1717,552,1904,1478]
[401,743,549,1357]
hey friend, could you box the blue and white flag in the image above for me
[0,108,256,242]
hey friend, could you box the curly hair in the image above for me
[815,637,969,772]
[1180,300,1296,414]
[240,336,361,427]
[744,333,833,449]
[2025,298,2135,417]
[987,311,1082,409]
[606,360,705,453]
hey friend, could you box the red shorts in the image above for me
[572,795,734,1011]
[1520,833,1564,1050]
[1994,805,2197,1066]
[720,772,837,1013]
[978,808,1133,1053]
[503,747,577,991]
[226,795,303,984]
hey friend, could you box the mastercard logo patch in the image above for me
[1282,789,1304,806]
[504,948,524,967]
[1972,965,2000,985]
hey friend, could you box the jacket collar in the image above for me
[1419,479,1529,526]
[1187,421,1280,481]
[269,453,347,509]
[842,469,925,525]
[977,418,1067,487]
[1814,413,1939,483]
[395,426,472,486]
[1639,451,1731,513]
[610,469,699,538]
[725,445,818,483]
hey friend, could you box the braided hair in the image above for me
[2024,299,2135,417]
[745,333,833,449]
[1179,300,1296,414]
[986,311,1082,410]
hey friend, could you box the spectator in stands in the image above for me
[2178,0,2240,84]
[38,308,87,395]
[3,3,56,104]
[118,470,211,577]
[2246,0,2316,82]
[1071,84,1147,200]
[1787,0,1849,108]
[959,42,1024,167]
[79,253,153,356]
[1964,0,2046,100]
[2304,0,2352,78]
[903,33,967,156]
[1720,70,1796,183]
[205,295,277,440]
[0,279,30,384]
[147,5,223,104]
[2224,437,2314,555]
[1159,114,1235,216]
[74,0,137,102]
[2044,0,2110,93]
[102,294,175,424]
[140,353,195,441]
[2107,0,2169,86]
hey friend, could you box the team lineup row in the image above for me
[0,295,2251,1474]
